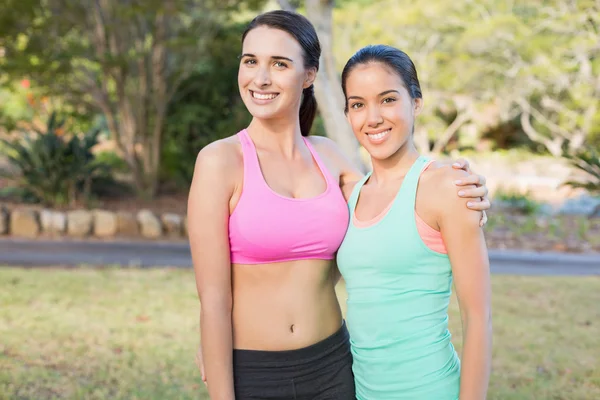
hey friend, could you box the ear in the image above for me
[413,97,424,116]
[303,67,317,89]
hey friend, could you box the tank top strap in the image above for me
[237,129,262,177]
[347,172,371,212]
[392,155,432,214]
[302,136,337,186]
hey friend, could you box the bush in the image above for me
[0,112,120,206]
[493,188,541,215]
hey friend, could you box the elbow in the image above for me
[462,307,492,334]
[200,293,233,319]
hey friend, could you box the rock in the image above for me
[93,210,117,237]
[116,212,139,236]
[0,206,8,235]
[137,209,162,239]
[558,195,600,216]
[10,209,40,238]
[67,210,93,237]
[40,209,66,235]
[161,213,182,237]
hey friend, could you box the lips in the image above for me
[365,128,391,144]
[250,90,279,101]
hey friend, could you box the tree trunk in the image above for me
[431,111,471,154]
[294,0,364,170]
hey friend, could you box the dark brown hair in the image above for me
[341,45,422,113]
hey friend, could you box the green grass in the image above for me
[1,268,599,400]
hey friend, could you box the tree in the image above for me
[277,0,363,169]
[510,3,600,156]
[0,0,264,197]
[332,0,600,155]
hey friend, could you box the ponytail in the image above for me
[299,84,317,137]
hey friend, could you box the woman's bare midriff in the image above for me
[231,258,343,351]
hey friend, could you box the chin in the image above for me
[247,105,278,120]
[369,152,394,162]
[363,145,395,161]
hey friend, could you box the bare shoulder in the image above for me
[307,135,363,183]
[306,135,345,160]
[306,134,339,150]
[193,135,242,178]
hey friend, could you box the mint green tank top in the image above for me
[337,156,460,400]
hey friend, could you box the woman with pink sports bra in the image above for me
[187,10,490,400]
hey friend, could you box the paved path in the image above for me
[0,238,599,276]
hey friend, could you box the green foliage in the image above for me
[0,81,34,131]
[333,0,600,155]
[494,188,541,216]
[0,0,267,197]
[562,146,600,195]
[0,112,119,206]
[160,22,252,187]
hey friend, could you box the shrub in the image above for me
[0,112,119,206]
[494,188,541,215]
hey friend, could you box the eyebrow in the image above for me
[347,90,401,101]
[239,53,294,62]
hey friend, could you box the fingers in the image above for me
[466,197,491,212]
[452,158,470,172]
[479,210,488,227]
[454,173,486,187]
[458,186,488,199]
[195,352,207,385]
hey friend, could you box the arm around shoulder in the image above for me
[187,141,239,400]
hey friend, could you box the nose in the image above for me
[367,105,384,127]
[253,65,271,87]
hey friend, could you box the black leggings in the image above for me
[233,322,356,400]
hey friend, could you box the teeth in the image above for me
[252,91,277,100]
[368,129,390,140]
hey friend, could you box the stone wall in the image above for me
[0,205,187,240]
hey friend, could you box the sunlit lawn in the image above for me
[1,267,599,400]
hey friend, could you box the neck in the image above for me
[247,116,304,157]
[369,141,420,186]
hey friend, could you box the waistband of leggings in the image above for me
[233,321,350,367]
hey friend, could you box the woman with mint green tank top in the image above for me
[336,45,492,399]
[338,156,460,399]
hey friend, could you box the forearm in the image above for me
[201,308,235,400]
[459,317,492,400]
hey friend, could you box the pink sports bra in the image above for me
[229,129,350,264]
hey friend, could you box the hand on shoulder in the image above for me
[421,162,482,227]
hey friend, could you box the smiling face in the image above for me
[238,26,315,122]
[344,62,422,161]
